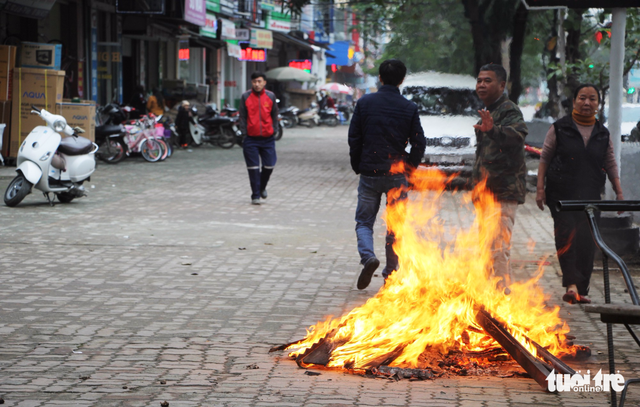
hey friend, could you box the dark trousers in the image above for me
[243,136,277,200]
[549,201,600,296]
[178,127,191,146]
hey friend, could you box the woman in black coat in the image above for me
[536,84,624,304]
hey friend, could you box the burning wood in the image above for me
[272,168,588,388]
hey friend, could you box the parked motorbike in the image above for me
[95,104,127,164]
[297,104,320,128]
[196,105,242,149]
[4,106,98,207]
[275,115,284,141]
[319,107,340,127]
[95,123,127,164]
[337,101,353,121]
[280,105,299,128]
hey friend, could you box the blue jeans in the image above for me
[243,136,277,199]
[355,174,408,279]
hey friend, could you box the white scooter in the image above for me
[4,105,98,207]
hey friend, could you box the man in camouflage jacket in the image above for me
[473,64,528,292]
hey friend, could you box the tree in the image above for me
[546,8,640,119]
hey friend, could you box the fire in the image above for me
[286,165,573,371]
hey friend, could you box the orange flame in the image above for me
[287,166,571,370]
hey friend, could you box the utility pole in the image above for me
[606,8,626,199]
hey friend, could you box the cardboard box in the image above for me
[0,46,17,101]
[0,69,12,101]
[20,42,62,70]
[9,68,64,157]
[57,99,96,142]
[0,100,10,158]
[0,45,17,76]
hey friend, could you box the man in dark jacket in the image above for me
[348,59,426,290]
[473,63,528,291]
[239,72,279,205]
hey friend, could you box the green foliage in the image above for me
[377,0,474,75]
[545,9,640,93]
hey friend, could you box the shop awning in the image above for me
[3,0,56,19]
[272,31,313,51]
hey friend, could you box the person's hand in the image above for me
[473,109,494,133]
[617,192,625,215]
[536,189,545,211]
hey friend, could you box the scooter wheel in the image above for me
[282,117,294,128]
[4,174,32,207]
[56,192,75,203]
[99,140,126,164]
[217,128,236,149]
[275,125,283,141]
[326,117,339,127]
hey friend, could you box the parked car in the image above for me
[604,104,640,141]
[400,72,483,180]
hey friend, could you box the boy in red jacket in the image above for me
[238,72,279,205]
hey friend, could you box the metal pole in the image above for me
[607,8,626,200]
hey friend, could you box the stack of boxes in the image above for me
[0,42,95,161]
[0,45,16,158]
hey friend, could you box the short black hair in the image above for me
[479,64,507,83]
[379,59,407,86]
[251,71,267,81]
[573,83,601,103]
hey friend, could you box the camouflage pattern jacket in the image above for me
[473,94,528,204]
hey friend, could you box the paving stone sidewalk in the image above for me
[0,126,638,406]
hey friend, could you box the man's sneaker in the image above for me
[261,190,268,199]
[251,198,261,205]
[357,257,380,290]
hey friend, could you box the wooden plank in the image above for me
[584,304,640,316]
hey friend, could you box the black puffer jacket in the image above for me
[348,85,426,176]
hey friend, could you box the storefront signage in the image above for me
[99,52,122,62]
[261,0,280,11]
[3,0,56,19]
[227,42,241,59]
[206,0,220,13]
[268,18,291,33]
[235,29,250,41]
[289,59,312,73]
[219,0,235,16]
[250,29,273,50]
[201,13,218,38]
[220,18,236,39]
[239,47,267,62]
[184,0,206,27]
[179,49,190,61]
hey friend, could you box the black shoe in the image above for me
[357,257,380,290]
[261,190,268,199]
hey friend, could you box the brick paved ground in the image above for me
[0,126,639,406]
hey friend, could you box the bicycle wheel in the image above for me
[156,138,168,161]
[140,138,163,162]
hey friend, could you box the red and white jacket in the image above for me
[238,89,279,137]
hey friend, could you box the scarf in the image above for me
[572,109,596,126]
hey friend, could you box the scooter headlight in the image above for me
[53,120,66,132]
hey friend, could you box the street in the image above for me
[0,125,639,407]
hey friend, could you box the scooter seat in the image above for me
[58,136,93,156]
[95,124,123,137]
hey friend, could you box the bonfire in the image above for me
[272,165,584,386]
